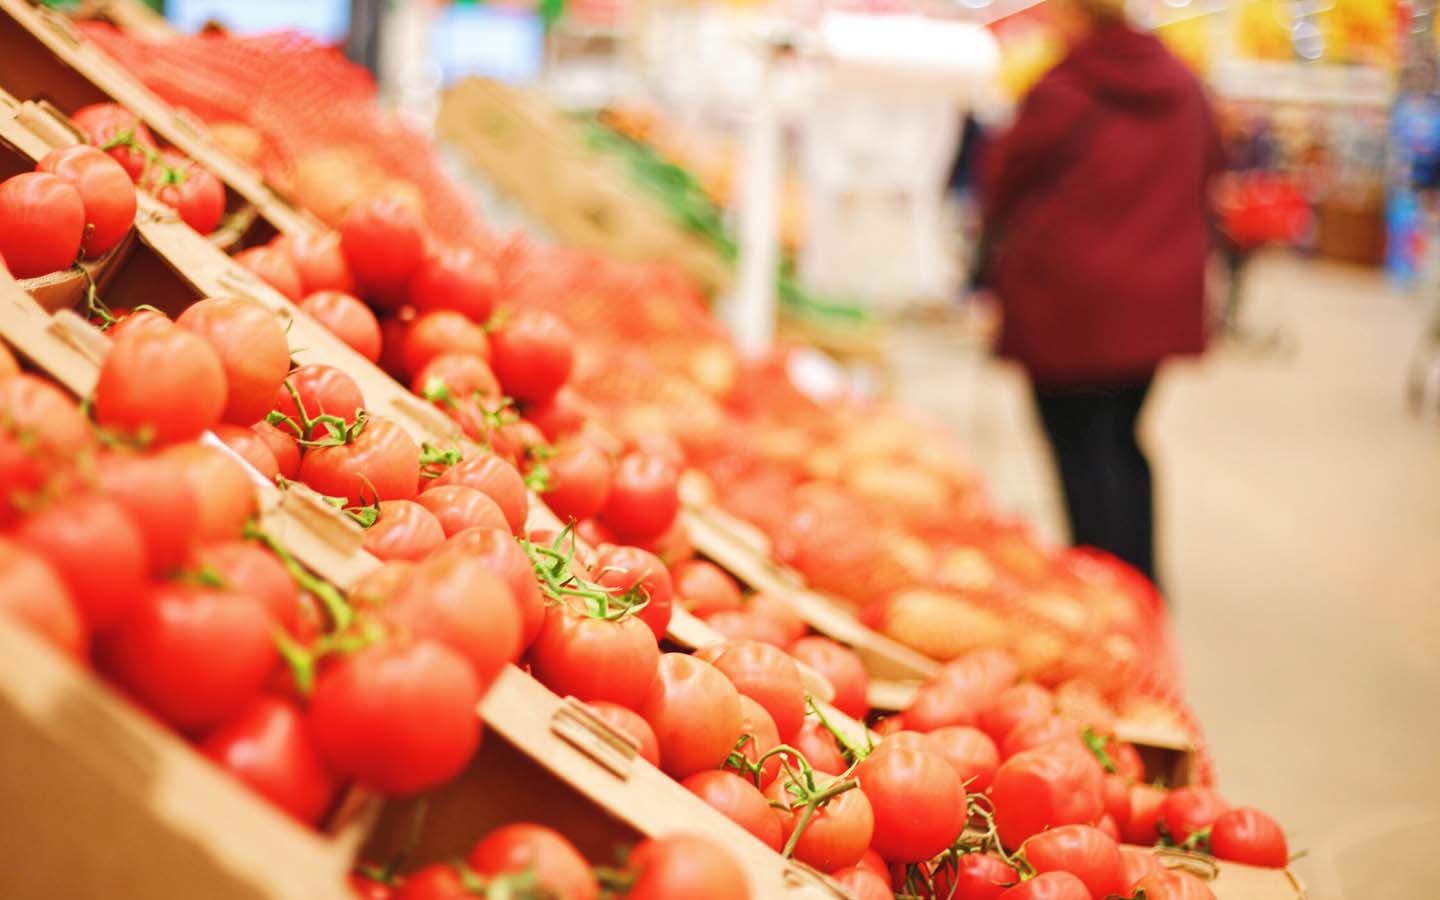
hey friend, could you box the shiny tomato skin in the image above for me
[903,682,982,733]
[529,605,660,709]
[1119,846,1164,887]
[273,364,366,435]
[102,582,277,731]
[598,452,678,541]
[672,560,743,617]
[409,244,497,323]
[1129,869,1217,900]
[161,444,259,543]
[0,376,91,519]
[990,745,1105,849]
[395,864,467,900]
[592,545,673,641]
[433,455,527,534]
[541,440,612,523]
[401,311,489,377]
[522,386,587,442]
[489,309,575,403]
[1158,787,1229,844]
[766,776,874,871]
[383,553,521,691]
[1110,740,1146,783]
[432,526,545,649]
[683,770,784,852]
[1001,714,1080,759]
[341,196,427,294]
[235,245,303,301]
[935,649,1020,704]
[705,610,790,648]
[192,540,302,637]
[856,746,968,862]
[37,145,135,256]
[349,873,398,900]
[15,495,148,633]
[94,451,200,574]
[1102,773,1131,830]
[832,867,893,900]
[412,352,501,407]
[996,871,1090,900]
[213,423,281,481]
[176,296,292,426]
[71,102,156,181]
[149,155,224,234]
[0,538,87,660]
[278,231,356,294]
[1209,807,1288,867]
[932,852,1017,900]
[251,420,301,480]
[924,726,1000,793]
[638,652,743,779]
[0,172,85,277]
[744,593,806,645]
[299,416,420,505]
[587,700,660,766]
[1022,824,1127,899]
[791,719,848,776]
[306,639,481,795]
[414,484,509,537]
[706,640,806,742]
[979,683,1054,745]
[624,834,751,900]
[95,317,228,445]
[467,823,597,900]
[726,694,782,788]
[201,696,337,825]
[363,499,446,562]
[1125,783,1168,845]
[299,290,382,362]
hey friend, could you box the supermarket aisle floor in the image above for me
[893,253,1440,900]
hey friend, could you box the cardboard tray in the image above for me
[1122,846,1308,900]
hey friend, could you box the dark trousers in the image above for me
[1032,376,1156,585]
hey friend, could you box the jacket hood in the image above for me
[1059,24,1197,110]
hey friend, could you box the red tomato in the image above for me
[71,102,155,181]
[996,871,1090,900]
[213,423,281,481]
[15,495,148,633]
[1118,846,1163,887]
[272,364,366,436]
[193,540,302,637]
[0,376,92,518]
[251,420,301,480]
[395,864,466,900]
[94,451,200,574]
[1209,807,1287,867]
[306,639,480,794]
[934,649,1019,706]
[924,726,1000,793]
[682,770,784,852]
[792,719,848,775]
[201,696,337,825]
[433,455,528,534]
[235,245,303,302]
[277,230,356,295]
[432,526,545,649]
[176,296,292,427]
[401,311,490,377]
[1002,715,1080,760]
[766,775,874,871]
[1110,740,1145,782]
[1102,774,1131,830]
[300,416,420,505]
[932,852,1017,900]
[903,682,981,733]
[383,553,521,690]
[408,244,496,323]
[590,545,673,641]
[833,867,893,900]
[95,319,228,445]
[855,848,889,881]
[855,747,968,862]
[489,309,575,403]
[0,538,87,660]
[706,610,790,648]
[705,641,806,742]
[467,823,598,900]
[36,145,136,256]
[350,873,398,900]
[672,560,744,617]
[529,604,660,709]
[103,582,277,731]
[725,693,782,788]
[161,444,259,543]
[587,700,660,767]
[1125,783,1168,845]
[1096,814,1122,842]
[1129,869,1216,900]
[412,353,502,409]
[639,652,743,779]
[522,386,587,442]
[1053,678,1116,735]
[1158,787,1229,845]
[624,834,751,900]
[361,500,445,562]
[745,593,806,645]
[541,440,613,523]
[978,683,1054,744]
[299,291,382,363]
[990,745,1105,849]
[598,452,679,540]
[341,196,426,294]
[414,484,509,537]
[0,172,85,277]
[1022,824,1126,899]
[148,154,224,234]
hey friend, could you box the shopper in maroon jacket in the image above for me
[980,0,1222,584]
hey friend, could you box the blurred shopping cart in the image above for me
[1212,171,1310,353]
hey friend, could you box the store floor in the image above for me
[893,252,1440,900]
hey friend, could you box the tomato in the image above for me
[200,696,337,825]
[541,440,612,523]
[386,552,521,690]
[530,604,659,709]
[934,650,1019,707]
[924,726,999,793]
[278,230,356,295]
[251,420,301,480]
[1021,825,1126,899]
[467,823,597,900]
[148,154,224,234]
[350,872,399,900]
[412,353,502,410]
[102,582,277,731]
[587,700,660,766]
[161,444,259,542]
[432,526,545,649]
[589,545,670,641]
[401,311,490,377]
[1097,773,1129,827]
[213,423,281,480]
[1053,678,1116,735]
[298,291,382,363]
[177,296,292,426]
[71,102,156,181]
[93,451,199,573]
[682,770,784,852]
[639,652,743,779]
[1118,846,1163,887]
[362,500,445,562]
[1096,814,1121,842]
[704,641,805,742]
[856,746,967,862]
[855,848,889,881]
[932,853,1016,900]
[705,610,790,648]
[0,376,91,516]
[726,694,782,788]
[1209,807,1287,867]
[235,245,304,302]
[95,320,227,445]
[996,871,1090,900]
[978,683,1054,744]
[300,415,420,505]
[1109,740,1145,783]
[1128,869,1216,900]
[1124,783,1167,845]
[1158,787,1229,845]
[766,775,874,871]
[488,309,574,403]
[408,244,496,323]
[15,495,148,633]
[433,455,527,534]
[0,172,83,278]
[792,719,848,775]
[624,834,751,900]
[598,452,679,540]
[833,867,893,900]
[743,593,805,644]
[395,864,466,900]
[341,196,426,294]
[990,745,1105,849]
[272,364,365,436]
[193,540,302,637]
[414,484,509,537]
[903,682,981,733]
[36,145,135,256]
[106,307,171,339]
[0,538,87,660]
[1001,715,1080,760]
[522,386,587,442]
[672,560,743,617]
[307,639,480,794]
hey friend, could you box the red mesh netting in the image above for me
[78,24,490,247]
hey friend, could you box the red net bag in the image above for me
[78,24,490,247]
